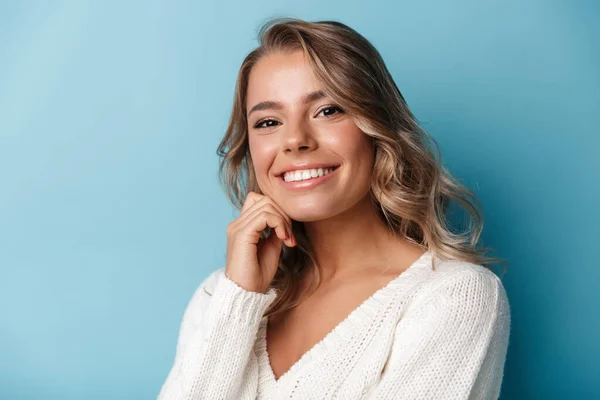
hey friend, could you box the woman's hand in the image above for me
[225,191,296,294]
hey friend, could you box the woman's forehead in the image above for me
[246,51,322,110]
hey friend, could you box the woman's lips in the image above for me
[278,166,340,191]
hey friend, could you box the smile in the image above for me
[280,166,339,182]
[277,166,340,191]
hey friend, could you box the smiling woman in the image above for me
[245,49,374,221]
[157,17,511,400]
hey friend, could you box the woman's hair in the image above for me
[216,17,507,318]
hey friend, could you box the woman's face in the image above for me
[245,50,374,222]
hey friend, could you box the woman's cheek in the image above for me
[249,139,277,188]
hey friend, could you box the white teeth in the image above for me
[282,167,336,182]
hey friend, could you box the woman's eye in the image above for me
[254,119,280,129]
[318,106,344,117]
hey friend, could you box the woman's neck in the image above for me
[303,196,422,284]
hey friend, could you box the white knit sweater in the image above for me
[157,251,511,399]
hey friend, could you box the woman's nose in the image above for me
[282,120,316,154]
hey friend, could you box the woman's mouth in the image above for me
[277,165,340,191]
[279,165,339,182]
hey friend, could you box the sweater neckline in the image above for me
[255,250,433,390]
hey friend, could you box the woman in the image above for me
[158,17,510,400]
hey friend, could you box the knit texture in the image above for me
[157,251,511,399]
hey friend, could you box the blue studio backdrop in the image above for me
[0,1,598,399]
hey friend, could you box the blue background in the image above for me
[1,1,598,398]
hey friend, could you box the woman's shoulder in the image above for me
[411,256,510,319]
[429,256,504,284]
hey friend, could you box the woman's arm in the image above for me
[366,268,511,400]
[157,267,278,400]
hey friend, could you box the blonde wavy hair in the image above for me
[216,17,507,318]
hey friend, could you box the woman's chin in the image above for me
[285,206,340,223]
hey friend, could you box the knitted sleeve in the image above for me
[366,268,511,400]
[157,267,279,400]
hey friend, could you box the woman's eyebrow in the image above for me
[247,90,326,117]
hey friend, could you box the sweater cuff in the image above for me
[203,271,279,329]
